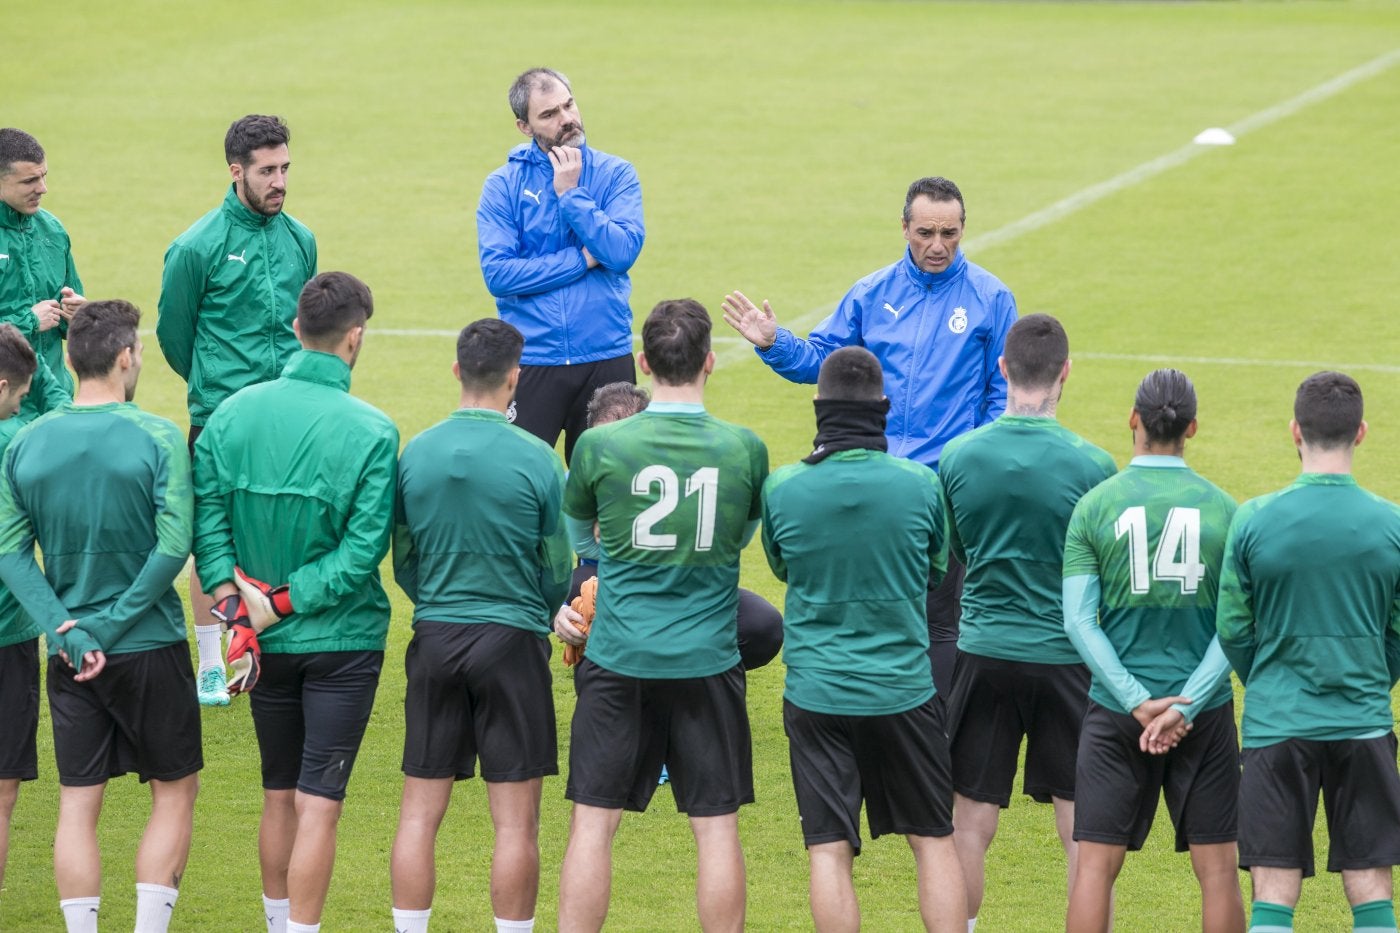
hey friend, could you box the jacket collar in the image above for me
[220,184,278,229]
[509,141,591,166]
[0,201,31,231]
[283,349,351,390]
[901,248,967,290]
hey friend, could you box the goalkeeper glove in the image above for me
[211,593,261,695]
[233,567,294,633]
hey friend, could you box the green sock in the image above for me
[1249,901,1294,932]
[1353,899,1398,932]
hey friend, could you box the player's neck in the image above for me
[459,388,512,415]
[1005,387,1059,418]
[73,374,127,406]
[649,382,705,405]
[1298,446,1355,475]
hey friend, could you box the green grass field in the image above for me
[4,0,1400,929]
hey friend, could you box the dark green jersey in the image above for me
[1063,456,1236,716]
[940,415,1117,664]
[194,350,397,654]
[563,402,768,678]
[1216,473,1400,748]
[0,403,191,656]
[0,416,35,649]
[394,409,572,634]
[762,449,946,715]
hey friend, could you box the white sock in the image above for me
[393,907,432,932]
[59,896,100,933]
[287,921,321,933]
[263,894,290,933]
[195,623,224,671]
[134,883,179,933]
[496,918,534,932]
[968,920,978,933]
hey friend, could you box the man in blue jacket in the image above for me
[723,176,1018,695]
[477,67,645,464]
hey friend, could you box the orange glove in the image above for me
[564,576,597,667]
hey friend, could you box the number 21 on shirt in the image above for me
[1114,506,1205,595]
[632,465,719,551]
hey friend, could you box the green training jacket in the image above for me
[193,350,397,654]
[0,203,79,418]
[156,185,316,427]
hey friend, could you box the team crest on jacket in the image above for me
[506,400,517,423]
[948,307,968,334]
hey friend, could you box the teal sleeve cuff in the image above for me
[1062,574,1151,713]
[566,514,600,560]
[1171,638,1233,723]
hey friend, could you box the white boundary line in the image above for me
[1078,352,1400,376]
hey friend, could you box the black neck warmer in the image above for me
[803,397,890,464]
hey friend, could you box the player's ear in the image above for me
[1289,418,1304,449]
[229,161,243,184]
[1128,409,1141,432]
[516,119,533,139]
[1184,418,1198,440]
[451,360,461,383]
[292,318,302,343]
[506,366,520,394]
[637,352,653,377]
[1060,358,1072,384]
[1355,420,1368,447]
[703,351,715,375]
[997,356,1008,380]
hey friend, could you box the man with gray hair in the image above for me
[476,67,645,464]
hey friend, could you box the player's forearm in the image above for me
[558,189,644,271]
[565,514,600,560]
[390,523,419,604]
[1172,637,1233,722]
[0,551,75,646]
[1062,574,1151,712]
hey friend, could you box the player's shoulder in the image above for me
[338,393,399,445]
[939,419,997,466]
[583,145,636,175]
[702,412,768,453]
[961,257,1014,300]
[117,406,186,450]
[273,210,315,245]
[166,202,228,253]
[846,257,905,301]
[32,208,71,239]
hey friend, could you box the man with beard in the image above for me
[157,114,318,707]
[477,67,645,464]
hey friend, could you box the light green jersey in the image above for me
[563,402,768,679]
[393,409,572,634]
[762,449,946,715]
[1217,473,1400,747]
[940,415,1116,664]
[0,403,191,656]
[1063,456,1236,715]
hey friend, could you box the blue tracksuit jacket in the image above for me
[757,249,1017,470]
[476,142,644,367]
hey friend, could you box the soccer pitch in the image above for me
[4,0,1400,929]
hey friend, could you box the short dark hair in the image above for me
[0,128,44,175]
[817,347,885,401]
[225,115,290,166]
[1134,369,1197,444]
[296,272,374,345]
[641,299,711,385]
[586,382,650,427]
[68,300,140,379]
[903,176,965,224]
[0,324,37,385]
[1002,313,1068,390]
[508,68,571,122]
[1294,371,1363,450]
[456,318,523,392]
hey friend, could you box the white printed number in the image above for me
[631,465,719,551]
[1113,506,1205,595]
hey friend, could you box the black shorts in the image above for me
[187,424,203,460]
[250,650,383,801]
[48,642,203,787]
[784,697,953,854]
[0,639,40,781]
[1239,733,1400,877]
[511,353,635,464]
[946,652,1089,806]
[566,658,752,817]
[1074,701,1239,852]
[925,553,965,697]
[402,621,557,782]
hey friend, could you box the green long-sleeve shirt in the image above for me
[0,402,191,658]
[939,415,1117,664]
[762,448,947,715]
[157,185,316,427]
[393,408,571,633]
[0,203,79,419]
[1216,473,1400,747]
[0,415,36,649]
[194,349,397,654]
